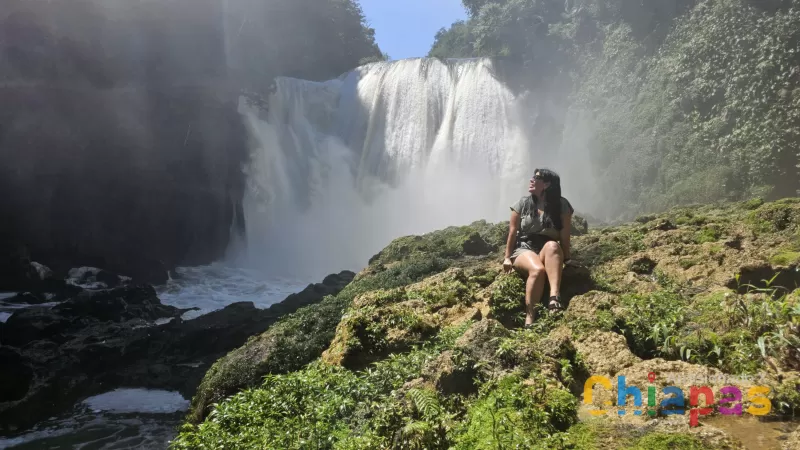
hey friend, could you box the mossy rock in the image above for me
[742,197,765,210]
[185,294,348,424]
[573,227,645,266]
[770,251,800,267]
[180,198,800,446]
[368,224,499,266]
[571,214,590,236]
[322,297,438,369]
[405,268,476,310]
[422,350,479,395]
[629,256,657,274]
[747,200,800,233]
[454,319,510,360]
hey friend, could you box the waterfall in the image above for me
[233,58,539,280]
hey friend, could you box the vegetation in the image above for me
[430,0,800,218]
[175,198,800,449]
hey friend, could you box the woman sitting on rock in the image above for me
[503,168,574,325]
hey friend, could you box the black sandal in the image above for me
[547,296,564,314]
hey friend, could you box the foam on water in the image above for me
[0,301,59,323]
[156,263,310,319]
[0,389,189,449]
[83,389,190,414]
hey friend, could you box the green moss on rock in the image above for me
[186,254,454,424]
[185,294,349,424]
[747,200,800,233]
[487,273,526,327]
[322,297,437,369]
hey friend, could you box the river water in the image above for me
[0,266,310,449]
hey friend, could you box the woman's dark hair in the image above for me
[532,168,563,230]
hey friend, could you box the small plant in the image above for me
[695,225,722,244]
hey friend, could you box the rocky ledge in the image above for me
[175,199,800,449]
[0,259,354,435]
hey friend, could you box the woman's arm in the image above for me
[560,211,572,261]
[504,211,520,262]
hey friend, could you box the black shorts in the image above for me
[510,235,555,261]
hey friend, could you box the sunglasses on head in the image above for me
[532,173,545,181]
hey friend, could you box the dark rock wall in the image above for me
[0,0,247,280]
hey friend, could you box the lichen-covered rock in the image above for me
[323,269,489,370]
[405,268,476,310]
[783,428,800,450]
[422,350,479,395]
[454,318,510,363]
[322,297,438,369]
[565,291,618,325]
[574,331,641,377]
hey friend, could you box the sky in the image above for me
[359,0,468,60]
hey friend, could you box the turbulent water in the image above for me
[232,58,545,280]
[0,389,189,450]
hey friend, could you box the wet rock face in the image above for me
[0,269,356,436]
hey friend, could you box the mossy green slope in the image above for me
[176,199,800,449]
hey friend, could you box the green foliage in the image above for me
[226,0,384,91]
[488,273,527,326]
[585,0,800,211]
[573,227,646,266]
[429,20,478,59]
[187,255,452,423]
[628,432,708,450]
[673,282,800,374]
[450,374,577,449]
[185,293,350,423]
[431,1,800,216]
[770,251,800,266]
[694,225,722,244]
[173,350,438,449]
[616,290,688,358]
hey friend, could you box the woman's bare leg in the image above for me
[539,241,564,306]
[512,251,547,325]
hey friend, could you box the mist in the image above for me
[230,58,538,280]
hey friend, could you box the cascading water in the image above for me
[233,57,537,280]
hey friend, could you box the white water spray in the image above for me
[233,58,538,281]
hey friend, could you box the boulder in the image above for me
[66,267,131,290]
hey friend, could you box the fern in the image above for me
[407,388,442,421]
